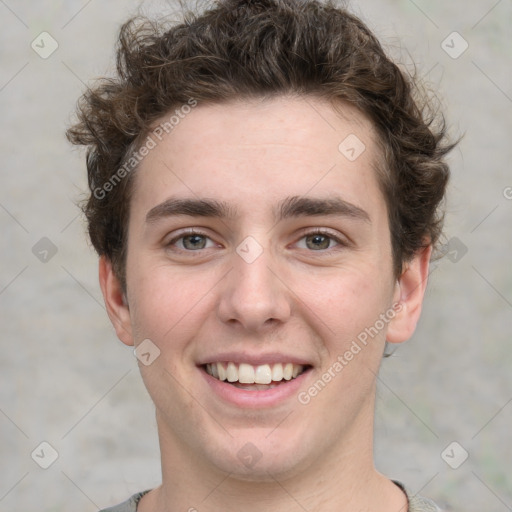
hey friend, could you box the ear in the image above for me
[386,245,432,344]
[98,256,134,346]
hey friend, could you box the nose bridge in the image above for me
[216,240,291,330]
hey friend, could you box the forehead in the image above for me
[132,96,383,214]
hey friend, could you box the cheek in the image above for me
[292,266,393,350]
[127,262,217,346]
[293,271,393,413]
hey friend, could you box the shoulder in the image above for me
[99,490,151,512]
[394,481,443,512]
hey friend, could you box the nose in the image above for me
[216,245,292,332]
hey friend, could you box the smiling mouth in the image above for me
[203,362,311,390]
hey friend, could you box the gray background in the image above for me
[1,0,511,510]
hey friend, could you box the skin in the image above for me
[99,95,431,512]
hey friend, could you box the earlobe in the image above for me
[98,256,134,346]
[386,245,432,344]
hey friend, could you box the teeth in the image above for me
[205,362,306,384]
[217,362,227,381]
[238,363,255,384]
[254,364,272,384]
[271,363,283,381]
[227,362,237,382]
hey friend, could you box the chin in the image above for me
[205,429,314,481]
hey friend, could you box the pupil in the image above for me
[184,235,205,249]
[308,234,329,250]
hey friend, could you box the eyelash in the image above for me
[166,228,346,252]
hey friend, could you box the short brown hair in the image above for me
[67,0,456,290]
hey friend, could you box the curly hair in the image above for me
[67,0,456,290]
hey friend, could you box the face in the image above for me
[100,96,429,480]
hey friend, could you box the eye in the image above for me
[168,231,217,251]
[296,231,342,251]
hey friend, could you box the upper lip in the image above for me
[196,351,313,367]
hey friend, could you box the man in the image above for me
[67,0,455,510]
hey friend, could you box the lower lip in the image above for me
[199,367,311,408]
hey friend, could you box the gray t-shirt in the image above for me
[99,482,442,511]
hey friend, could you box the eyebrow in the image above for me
[145,195,370,224]
[145,198,236,224]
[277,196,370,223]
